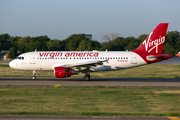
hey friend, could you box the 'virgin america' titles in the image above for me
[39,52,63,58]
[39,52,99,58]
[143,32,165,53]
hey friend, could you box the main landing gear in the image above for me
[84,72,90,81]
[32,70,36,80]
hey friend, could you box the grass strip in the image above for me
[0,64,180,78]
[0,64,9,67]
[0,86,180,116]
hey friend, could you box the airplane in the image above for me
[9,23,171,81]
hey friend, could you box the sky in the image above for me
[0,0,180,42]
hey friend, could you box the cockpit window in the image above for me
[16,56,24,60]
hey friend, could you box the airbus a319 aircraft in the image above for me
[9,23,171,80]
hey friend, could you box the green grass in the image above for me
[0,64,9,67]
[1,64,180,78]
[0,86,180,116]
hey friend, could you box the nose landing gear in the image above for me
[31,70,36,80]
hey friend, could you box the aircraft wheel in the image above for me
[84,74,90,81]
[32,76,36,80]
[32,70,36,80]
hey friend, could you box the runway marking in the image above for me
[54,85,61,87]
[167,116,180,120]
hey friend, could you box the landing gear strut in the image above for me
[32,70,36,80]
[84,73,90,81]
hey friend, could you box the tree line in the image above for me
[0,31,179,58]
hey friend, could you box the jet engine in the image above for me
[54,67,78,78]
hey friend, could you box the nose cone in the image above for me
[9,60,16,69]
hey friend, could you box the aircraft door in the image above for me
[131,53,137,64]
[30,54,36,64]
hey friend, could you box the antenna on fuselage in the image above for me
[35,49,37,52]
[106,49,108,52]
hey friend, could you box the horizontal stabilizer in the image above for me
[146,54,169,61]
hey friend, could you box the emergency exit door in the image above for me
[30,54,36,64]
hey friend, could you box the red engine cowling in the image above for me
[54,67,72,78]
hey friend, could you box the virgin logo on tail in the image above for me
[143,32,165,53]
[133,23,169,54]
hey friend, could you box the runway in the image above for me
[1,77,180,87]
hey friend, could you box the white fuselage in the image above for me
[9,51,147,71]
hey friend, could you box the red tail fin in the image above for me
[133,23,169,53]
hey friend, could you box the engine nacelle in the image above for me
[54,67,72,78]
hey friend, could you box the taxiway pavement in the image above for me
[0,77,180,88]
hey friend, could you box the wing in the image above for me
[52,59,107,72]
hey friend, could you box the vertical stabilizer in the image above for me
[133,23,169,53]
